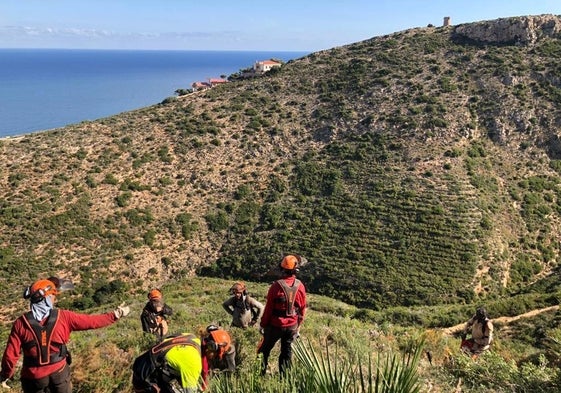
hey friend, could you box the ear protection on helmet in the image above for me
[230,282,247,295]
[206,338,228,358]
[279,254,301,272]
[205,328,231,359]
[23,286,32,300]
[23,280,56,304]
[30,290,46,303]
[206,340,219,352]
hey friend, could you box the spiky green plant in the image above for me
[210,354,312,393]
[210,337,423,393]
[294,337,424,393]
[366,343,424,393]
[293,338,355,392]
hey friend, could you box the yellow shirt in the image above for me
[165,337,202,389]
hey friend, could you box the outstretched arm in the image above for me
[65,309,120,331]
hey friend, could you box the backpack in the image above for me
[21,309,70,367]
[132,334,200,387]
[275,279,302,317]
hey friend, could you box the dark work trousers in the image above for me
[258,325,298,375]
[20,362,72,393]
[208,346,236,373]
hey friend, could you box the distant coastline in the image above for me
[0,49,308,138]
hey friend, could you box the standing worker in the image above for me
[141,288,173,340]
[258,254,307,375]
[222,282,264,329]
[132,325,235,392]
[0,278,130,392]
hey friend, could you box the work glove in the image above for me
[114,302,130,319]
[0,376,10,389]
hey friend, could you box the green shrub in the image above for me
[205,210,230,232]
[448,351,560,392]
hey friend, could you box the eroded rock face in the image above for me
[543,134,561,160]
[454,14,561,45]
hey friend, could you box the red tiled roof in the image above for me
[259,60,282,65]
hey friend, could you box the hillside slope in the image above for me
[1,15,561,311]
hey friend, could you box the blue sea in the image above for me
[0,49,308,138]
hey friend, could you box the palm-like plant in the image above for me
[210,338,424,393]
[294,338,424,393]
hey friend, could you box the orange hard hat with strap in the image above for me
[230,282,246,294]
[148,288,163,300]
[207,329,232,359]
[280,255,299,270]
[24,279,58,303]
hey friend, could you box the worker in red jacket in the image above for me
[0,278,130,393]
[258,254,307,375]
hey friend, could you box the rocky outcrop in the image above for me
[454,14,561,45]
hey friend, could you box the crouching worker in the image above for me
[132,326,234,393]
[202,325,236,375]
[0,278,130,392]
[461,307,494,357]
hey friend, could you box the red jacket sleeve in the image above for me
[201,354,209,391]
[61,309,117,331]
[0,318,24,380]
[296,282,307,326]
[1,309,118,381]
[260,281,280,328]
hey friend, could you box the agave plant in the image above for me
[365,345,424,393]
[210,336,424,393]
[293,337,424,393]
[293,338,355,393]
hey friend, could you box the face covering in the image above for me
[31,295,54,321]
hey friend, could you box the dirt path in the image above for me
[441,305,560,335]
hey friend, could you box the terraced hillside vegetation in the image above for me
[1,15,561,317]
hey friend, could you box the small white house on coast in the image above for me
[253,59,282,73]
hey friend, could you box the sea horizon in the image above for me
[0,48,308,138]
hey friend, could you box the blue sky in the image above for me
[1,0,561,51]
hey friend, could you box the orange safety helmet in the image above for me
[25,279,58,303]
[207,329,232,359]
[280,255,299,271]
[148,288,163,300]
[230,282,246,294]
